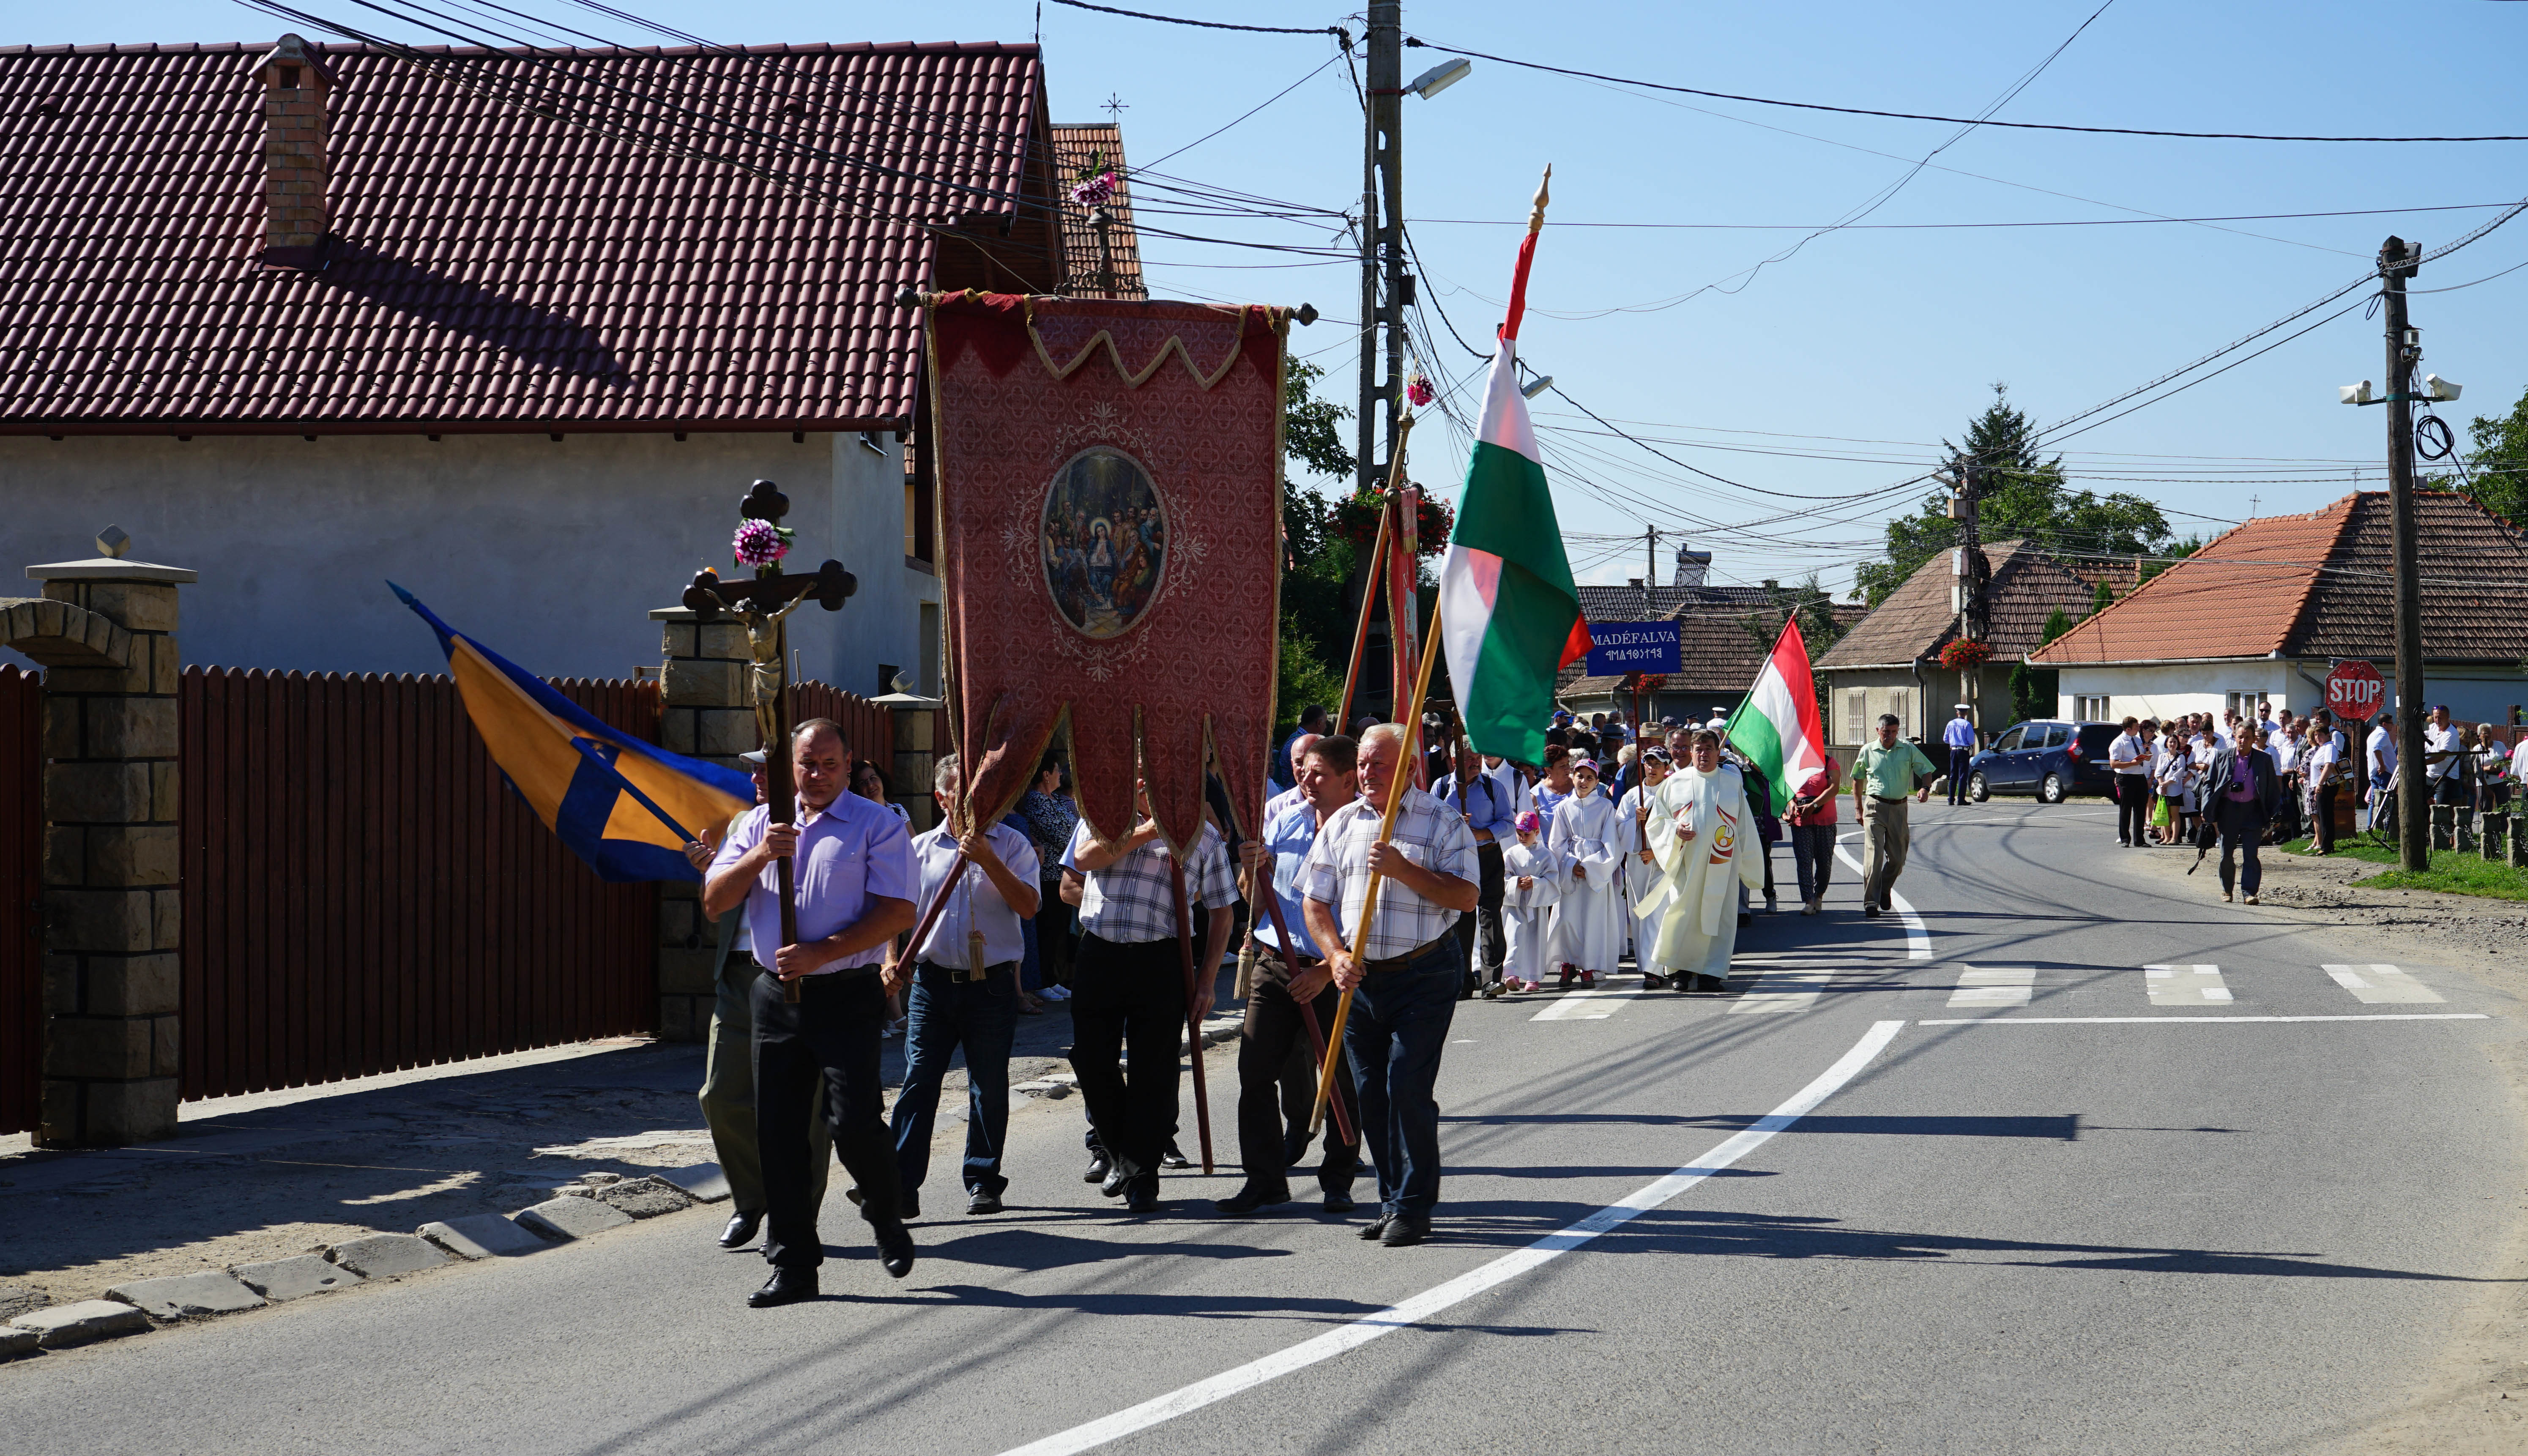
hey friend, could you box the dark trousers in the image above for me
[1343,941,1462,1222]
[1069,932,1186,1180]
[2217,810,2265,895]
[751,969,902,1271]
[1034,894,1075,987]
[2315,783,2341,852]
[890,961,1019,1198]
[2116,775,2150,844]
[1948,747,1973,805]
[1456,840,1507,986]
[1787,822,1836,900]
[1238,970,1359,1192]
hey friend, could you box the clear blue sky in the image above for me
[46,1,2528,595]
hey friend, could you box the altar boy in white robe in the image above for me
[1617,747,1680,989]
[1651,730,1767,991]
[1544,758,1626,989]
[1498,810,1562,993]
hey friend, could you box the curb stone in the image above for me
[516,1195,635,1241]
[327,1233,449,1279]
[419,1215,551,1259]
[234,1255,363,1301]
[10,1300,150,1349]
[105,1272,266,1319]
[656,1163,730,1202]
[0,1327,37,1360]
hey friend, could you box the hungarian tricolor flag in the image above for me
[1439,178,1590,766]
[1726,617,1830,812]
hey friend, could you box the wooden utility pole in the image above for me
[2381,235,2430,872]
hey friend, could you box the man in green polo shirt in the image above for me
[1850,713,1937,919]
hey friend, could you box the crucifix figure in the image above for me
[682,479,857,999]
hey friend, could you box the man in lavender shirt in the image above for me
[706,718,917,1308]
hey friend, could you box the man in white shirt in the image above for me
[2309,725,2345,854]
[1303,723,1480,1248]
[887,753,1040,1218]
[2423,704,2467,814]
[2511,729,2528,790]
[2367,710,2399,829]
[2107,716,2150,847]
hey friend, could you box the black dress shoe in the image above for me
[1380,1215,1431,1248]
[966,1188,1004,1216]
[1084,1151,1114,1184]
[845,1186,919,1222]
[718,1210,763,1250]
[1100,1160,1134,1198]
[1160,1142,1192,1170]
[1321,1188,1357,1215]
[1357,1213,1392,1240]
[873,1220,916,1279]
[1124,1176,1161,1213]
[747,1268,817,1308]
[1216,1183,1291,1215]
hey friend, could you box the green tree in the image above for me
[1278,359,1358,731]
[2422,383,2528,527]
[1855,384,2177,606]
[1740,575,1848,723]
[2088,578,2114,617]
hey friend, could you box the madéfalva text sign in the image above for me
[1582,620,1681,676]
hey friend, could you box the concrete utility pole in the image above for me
[1355,0,1404,500]
[1952,452,1989,730]
[1644,525,1660,593]
[2380,235,2430,873]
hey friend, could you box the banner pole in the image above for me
[1167,858,1216,1176]
[1310,596,1444,1135]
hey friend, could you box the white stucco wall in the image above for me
[2057,660,2528,724]
[0,431,935,691]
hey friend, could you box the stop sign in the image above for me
[2327,660,2386,718]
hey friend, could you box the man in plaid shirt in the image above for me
[1302,723,1480,1248]
[1062,780,1237,1212]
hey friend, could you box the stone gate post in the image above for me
[647,605,755,1040]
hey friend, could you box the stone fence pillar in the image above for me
[647,606,755,1041]
[873,692,942,833]
[0,531,194,1147]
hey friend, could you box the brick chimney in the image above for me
[257,35,331,268]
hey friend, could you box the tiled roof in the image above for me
[1817,539,2103,669]
[1048,123,1144,299]
[1562,601,1869,695]
[1576,582,1782,622]
[0,41,1063,432]
[2033,490,2528,665]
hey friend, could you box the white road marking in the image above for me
[1833,834,1931,960]
[992,1020,1910,1456]
[1947,966,2035,1008]
[1917,1014,2488,1025]
[1726,965,1841,1014]
[2323,963,2446,1004]
[1530,986,1642,1021]
[2145,963,2232,1005]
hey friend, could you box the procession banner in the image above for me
[394,585,752,882]
[925,293,1289,849]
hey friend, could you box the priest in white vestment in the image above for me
[1652,731,1767,990]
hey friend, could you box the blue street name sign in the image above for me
[1582,620,1680,676]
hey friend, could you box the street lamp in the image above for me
[1406,57,1471,99]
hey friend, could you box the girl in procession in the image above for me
[1499,810,1563,993]
[1546,757,1626,988]
[1617,747,1679,988]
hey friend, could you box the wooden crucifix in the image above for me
[681,479,857,1002]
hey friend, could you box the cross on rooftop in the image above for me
[1102,92,1128,125]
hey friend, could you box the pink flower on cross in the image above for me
[733,519,789,567]
[1405,372,1434,408]
[1069,170,1118,208]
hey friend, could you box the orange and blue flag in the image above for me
[394,585,753,882]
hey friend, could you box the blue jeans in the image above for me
[1343,941,1463,1222]
[889,961,1020,1197]
[1019,917,1043,993]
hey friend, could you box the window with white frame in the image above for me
[1840,687,1866,744]
[2073,694,2111,722]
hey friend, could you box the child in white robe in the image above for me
[1499,811,1563,993]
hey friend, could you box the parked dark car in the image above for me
[1964,720,2121,803]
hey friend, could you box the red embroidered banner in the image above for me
[925,293,1286,851]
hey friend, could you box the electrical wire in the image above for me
[1045,0,1346,38]
[1403,35,2528,142]
[1404,202,2523,232]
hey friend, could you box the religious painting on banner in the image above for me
[925,292,1290,851]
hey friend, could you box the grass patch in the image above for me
[2276,834,2528,901]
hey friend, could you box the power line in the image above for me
[1403,35,2528,143]
[1045,0,1346,38]
[1404,202,2523,232]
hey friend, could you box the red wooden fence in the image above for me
[0,667,41,1134]
[177,669,660,1101]
[793,681,892,775]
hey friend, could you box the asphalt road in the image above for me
[8,796,2522,1455]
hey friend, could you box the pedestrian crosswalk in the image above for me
[1512,962,2455,1020]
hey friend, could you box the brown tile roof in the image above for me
[1817,539,2100,669]
[2033,490,2528,666]
[1048,123,1144,299]
[1562,601,1869,695]
[0,41,1065,433]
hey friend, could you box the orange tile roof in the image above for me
[1816,539,2101,669]
[2031,490,2528,665]
[1049,123,1144,299]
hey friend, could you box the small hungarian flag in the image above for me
[1438,172,1589,766]
[1726,616,1830,812]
